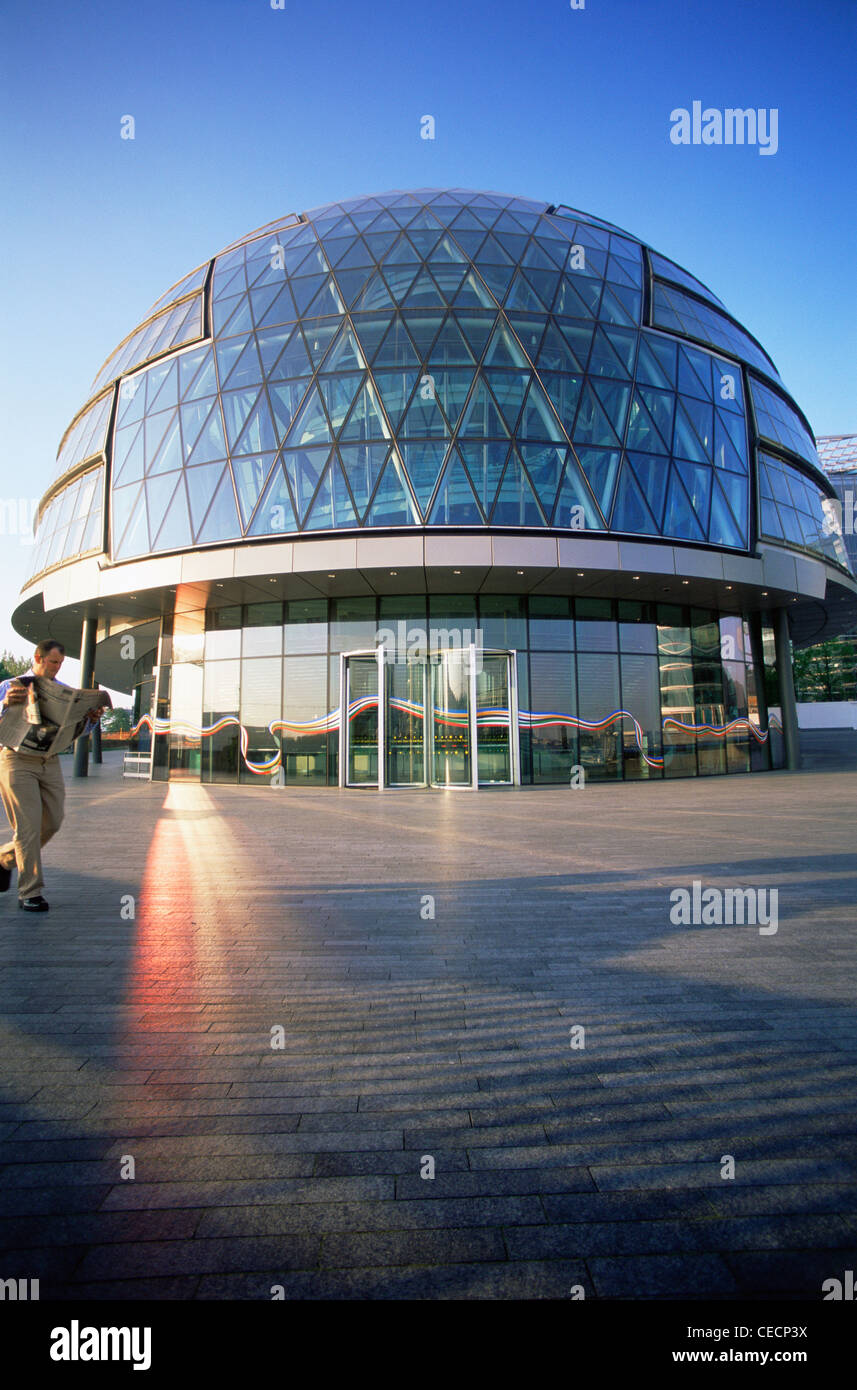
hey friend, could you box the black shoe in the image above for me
[19,896,49,913]
[0,862,12,893]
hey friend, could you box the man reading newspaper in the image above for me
[0,640,111,912]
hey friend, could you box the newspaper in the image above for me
[0,676,112,757]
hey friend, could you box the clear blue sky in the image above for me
[1,0,854,676]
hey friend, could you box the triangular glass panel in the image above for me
[147,413,183,476]
[221,387,261,451]
[111,483,144,556]
[707,474,746,546]
[281,447,330,524]
[340,378,391,441]
[590,379,632,443]
[474,261,517,302]
[449,208,490,234]
[255,327,292,376]
[290,274,327,316]
[716,408,748,469]
[521,267,560,310]
[588,326,633,379]
[638,386,675,452]
[712,410,746,473]
[661,466,706,541]
[625,389,671,454]
[556,321,595,372]
[428,315,475,366]
[179,347,215,403]
[269,378,311,445]
[450,227,489,258]
[575,447,620,520]
[485,370,530,432]
[232,452,276,527]
[381,264,421,305]
[553,450,605,529]
[457,441,509,516]
[364,450,419,527]
[536,321,583,373]
[195,467,241,544]
[519,442,567,521]
[332,238,374,271]
[333,266,375,307]
[400,440,447,515]
[301,460,335,531]
[675,460,712,531]
[115,377,147,429]
[318,372,365,435]
[610,460,660,535]
[147,359,179,413]
[712,356,744,414]
[504,270,549,314]
[113,421,146,485]
[372,370,416,429]
[285,383,333,448]
[455,312,496,360]
[218,297,253,339]
[353,314,395,362]
[634,336,674,390]
[250,282,286,328]
[490,451,547,527]
[572,383,622,448]
[672,400,710,464]
[350,270,398,312]
[428,452,484,525]
[484,321,529,369]
[319,322,366,374]
[268,325,312,379]
[600,284,640,325]
[554,275,599,318]
[222,336,262,391]
[184,462,224,534]
[519,377,569,442]
[116,487,150,558]
[716,471,748,535]
[372,317,420,369]
[491,229,528,262]
[540,372,583,436]
[233,390,279,456]
[431,234,467,265]
[247,459,298,536]
[458,377,509,438]
[304,277,345,318]
[215,338,245,387]
[300,320,339,368]
[627,452,670,528]
[151,475,192,552]
[398,374,449,439]
[402,312,444,360]
[452,270,495,308]
[678,344,713,401]
[363,230,399,259]
[522,240,560,273]
[679,396,713,460]
[338,444,389,517]
[402,267,447,308]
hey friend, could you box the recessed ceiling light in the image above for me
[632,575,640,581]
[516,570,524,575]
[682,580,689,586]
[761,591,768,596]
[328,573,336,579]
[389,570,397,576]
[453,569,461,575]
[268,578,276,583]
[725,585,732,590]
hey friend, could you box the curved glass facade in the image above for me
[137,595,783,787]
[27,187,850,588]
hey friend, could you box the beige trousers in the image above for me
[0,748,66,899]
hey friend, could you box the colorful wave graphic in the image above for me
[131,707,782,777]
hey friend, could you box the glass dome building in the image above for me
[13,188,857,787]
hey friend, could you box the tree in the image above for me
[0,650,30,680]
[101,708,132,733]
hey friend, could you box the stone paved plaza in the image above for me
[1,755,856,1300]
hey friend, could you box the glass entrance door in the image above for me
[386,659,426,786]
[345,655,379,785]
[476,653,513,784]
[430,650,472,786]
